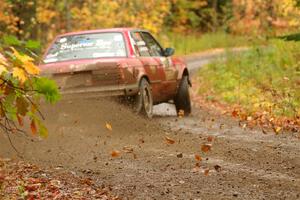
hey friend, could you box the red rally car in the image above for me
[39,28,191,118]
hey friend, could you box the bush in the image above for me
[198,40,300,118]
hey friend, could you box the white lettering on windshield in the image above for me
[60,42,94,50]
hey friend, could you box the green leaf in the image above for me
[3,35,21,46]
[25,40,41,50]
[3,93,17,120]
[33,77,60,103]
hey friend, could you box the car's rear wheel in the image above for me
[133,78,153,118]
[174,75,191,116]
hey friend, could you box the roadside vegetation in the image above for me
[197,39,300,131]
[160,32,265,55]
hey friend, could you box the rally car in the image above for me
[39,28,191,118]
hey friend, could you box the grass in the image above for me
[197,39,300,119]
[158,32,264,55]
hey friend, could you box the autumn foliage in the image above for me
[0,36,59,138]
[1,0,300,45]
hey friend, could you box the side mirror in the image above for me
[164,48,175,57]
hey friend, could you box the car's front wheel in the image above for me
[133,78,153,118]
[174,75,191,116]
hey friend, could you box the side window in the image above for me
[130,32,151,57]
[140,32,164,57]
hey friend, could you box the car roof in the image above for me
[57,28,140,37]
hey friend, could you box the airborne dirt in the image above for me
[1,51,300,199]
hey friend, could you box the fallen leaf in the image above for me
[111,150,120,158]
[274,127,282,134]
[204,168,210,176]
[232,110,238,118]
[207,136,214,142]
[25,183,41,192]
[177,153,183,158]
[105,122,112,131]
[80,178,93,186]
[123,146,134,153]
[239,113,247,120]
[165,136,175,144]
[201,144,212,153]
[194,154,202,161]
[214,165,222,172]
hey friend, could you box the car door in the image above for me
[130,31,165,102]
[139,32,178,100]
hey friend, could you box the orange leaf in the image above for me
[111,150,120,158]
[207,136,214,142]
[165,136,175,144]
[204,169,210,176]
[105,122,112,131]
[25,184,41,192]
[274,127,282,134]
[232,110,238,118]
[17,115,23,127]
[195,154,202,161]
[30,120,37,135]
[201,144,212,153]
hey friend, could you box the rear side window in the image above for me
[130,32,151,57]
[130,31,163,57]
[140,32,163,57]
[44,32,127,63]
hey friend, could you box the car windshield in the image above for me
[44,32,127,63]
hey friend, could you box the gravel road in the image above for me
[0,50,299,200]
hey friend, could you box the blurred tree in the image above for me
[229,0,300,35]
[1,0,300,43]
[0,0,19,37]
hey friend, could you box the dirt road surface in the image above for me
[1,51,299,199]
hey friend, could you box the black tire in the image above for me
[174,76,191,116]
[133,78,153,118]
